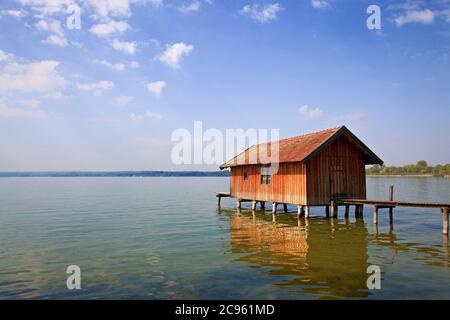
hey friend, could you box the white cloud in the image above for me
[89,20,130,38]
[155,42,193,68]
[0,50,15,62]
[311,0,328,9]
[0,101,46,118]
[84,0,131,18]
[177,0,201,13]
[111,38,136,55]
[439,9,450,23]
[116,95,134,106]
[1,9,27,18]
[76,80,114,96]
[93,59,125,71]
[35,19,64,36]
[16,0,76,15]
[240,3,282,23]
[0,60,66,93]
[43,34,69,46]
[146,80,167,96]
[130,111,162,121]
[395,9,435,26]
[298,105,323,118]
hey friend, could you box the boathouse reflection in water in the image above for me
[229,212,372,298]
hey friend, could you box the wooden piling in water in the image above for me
[389,186,394,224]
[251,200,257,211]
[260,201,265,210]
[304,206,310,218]
[373,205,379,224]
[297,205,303,218]
[325,206,330,218]
[345,205,350,218]
[272,202,278,214]
[283,203,288,213]
[443,207,449,236]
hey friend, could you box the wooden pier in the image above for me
[217,186,450,236]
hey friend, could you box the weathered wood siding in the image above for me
[230,162,307,205]
[306,135,366,205]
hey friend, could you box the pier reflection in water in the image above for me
[228,211,372,299]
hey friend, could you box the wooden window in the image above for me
[243,172,248,181]
[260,167,271,185]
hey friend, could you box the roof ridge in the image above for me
[260,126,343,146]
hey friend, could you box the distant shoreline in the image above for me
[0,171,230,178]
[367,174,449,178]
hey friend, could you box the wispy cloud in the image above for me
[76,80,114,96]
[89,20,130,38]
[298,105,323,118]
[240,3,282,23]
[155,42,193,68]
[111,38,136,55]
[92,59,125,71]
[311,0,329,9]
[0,60,66,93]
[116,95,134,106]
[130,111,162,121]
[146,80,167,96]
[84,0,131,18]
[1,9,27,18]
[395,9,435,26]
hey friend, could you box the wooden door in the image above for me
[330,157,346,199]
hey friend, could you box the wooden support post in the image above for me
[359,205,364,217]
[260,201,265,210]
[443,207,449,236]
[325,206,330,218]
[331,203,338,218]
[237,200,242,210]
[373,205,378,224]
[272,202,278,214]
[283,203,288,213]
[345,205,350,218]
[355,205,360,218]
[251,200,257,211]
[389,185,394,223]
[297,205,303,218]
[304,206,310,219]
[217,196,221,209]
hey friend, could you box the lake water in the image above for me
[0,177,449,299]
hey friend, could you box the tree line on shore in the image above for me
[366,161,450,177]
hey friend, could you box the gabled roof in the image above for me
[220,126,383,169]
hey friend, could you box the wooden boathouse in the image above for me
[218,126,450,236]
[219,126,383,215]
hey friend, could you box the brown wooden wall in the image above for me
[230,162,307,204]
[229,135,366,206]
[306,135,366,205]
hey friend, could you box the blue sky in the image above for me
[0,0,449,171]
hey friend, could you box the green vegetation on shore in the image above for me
[366,161,450,177]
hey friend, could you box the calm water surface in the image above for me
[0,177,449,299]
